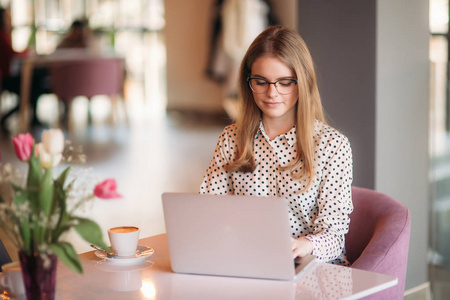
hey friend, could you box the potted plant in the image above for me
[0,129,122,300]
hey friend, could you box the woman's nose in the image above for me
[267,83,279,97]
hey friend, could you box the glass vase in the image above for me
[18,251,58,300]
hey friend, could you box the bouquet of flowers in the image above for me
[0,129,121,279]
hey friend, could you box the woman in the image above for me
[200,25,353,265]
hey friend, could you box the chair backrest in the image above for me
[346,186,411,299]
[50,57,124,100]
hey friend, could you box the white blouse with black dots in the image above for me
[200,120,354,265]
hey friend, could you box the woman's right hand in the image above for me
[291,237,313,259]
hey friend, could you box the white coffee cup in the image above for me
[0,262,25,296]
[108,226,140,256]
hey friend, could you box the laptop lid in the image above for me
[162,193,315,281]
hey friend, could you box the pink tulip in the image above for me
[12,133,34,161]
[94,179,122,199]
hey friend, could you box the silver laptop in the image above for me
[162,193,316,281]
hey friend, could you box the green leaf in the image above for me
[12,191,29,205]
[27,147,43,213]
[51,223,72,243]
[27,146,43,188]
[52,179,67,221]
[54,184,67,203]
[50,193,71,243]
[39,168,54,216]
[74,217,108,250]
[55,166,71,187]
[31,168,54,245]
[19,218,32,254]
[49,242,83,274]
[10,183,24,193]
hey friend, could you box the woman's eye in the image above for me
[256,80,268,86]
[278,80,293,87]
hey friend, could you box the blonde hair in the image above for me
[225,25,326,190]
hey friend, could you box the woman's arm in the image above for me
[304,135,353,262]
[200,126,235,195]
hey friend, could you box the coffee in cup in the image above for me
[108,226,140,256]
[0,262,25,296]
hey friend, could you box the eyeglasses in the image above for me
[248,78,298,95]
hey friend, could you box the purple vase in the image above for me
[18,251,57,300]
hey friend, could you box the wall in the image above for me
[164,0,223,113]
[375,0,430,289]
[297,0,376,190]
[164,0,297,114]
[298,0,429,290]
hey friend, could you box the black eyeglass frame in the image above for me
[247,77,298,95]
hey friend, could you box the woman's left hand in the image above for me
[291,237,313,259]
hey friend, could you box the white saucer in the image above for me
[95,245,154,264]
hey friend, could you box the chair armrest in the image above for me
[351,209,410,273]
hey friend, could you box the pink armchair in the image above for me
[50,57,128,130]
[346,187,411,299]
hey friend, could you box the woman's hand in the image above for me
[291,237,313,259]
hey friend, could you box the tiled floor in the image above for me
[0,96,230,259]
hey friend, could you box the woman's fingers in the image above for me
[291,237,314,258]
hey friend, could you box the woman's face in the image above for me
[250,55,298,125]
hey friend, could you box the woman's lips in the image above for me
[264,101,282,107]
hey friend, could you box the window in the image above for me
[3,0,166,112]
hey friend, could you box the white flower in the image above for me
[37,143,62,169]
[41,129,65,155]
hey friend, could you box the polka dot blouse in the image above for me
[200,120,354,265]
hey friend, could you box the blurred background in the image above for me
[0,0,447,299]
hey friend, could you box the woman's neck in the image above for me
[262,116,295,140]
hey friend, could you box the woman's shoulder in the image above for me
[221,123,238,137]
[214,124,238,146]
[314,120,351,150]
[224,123,237,131]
